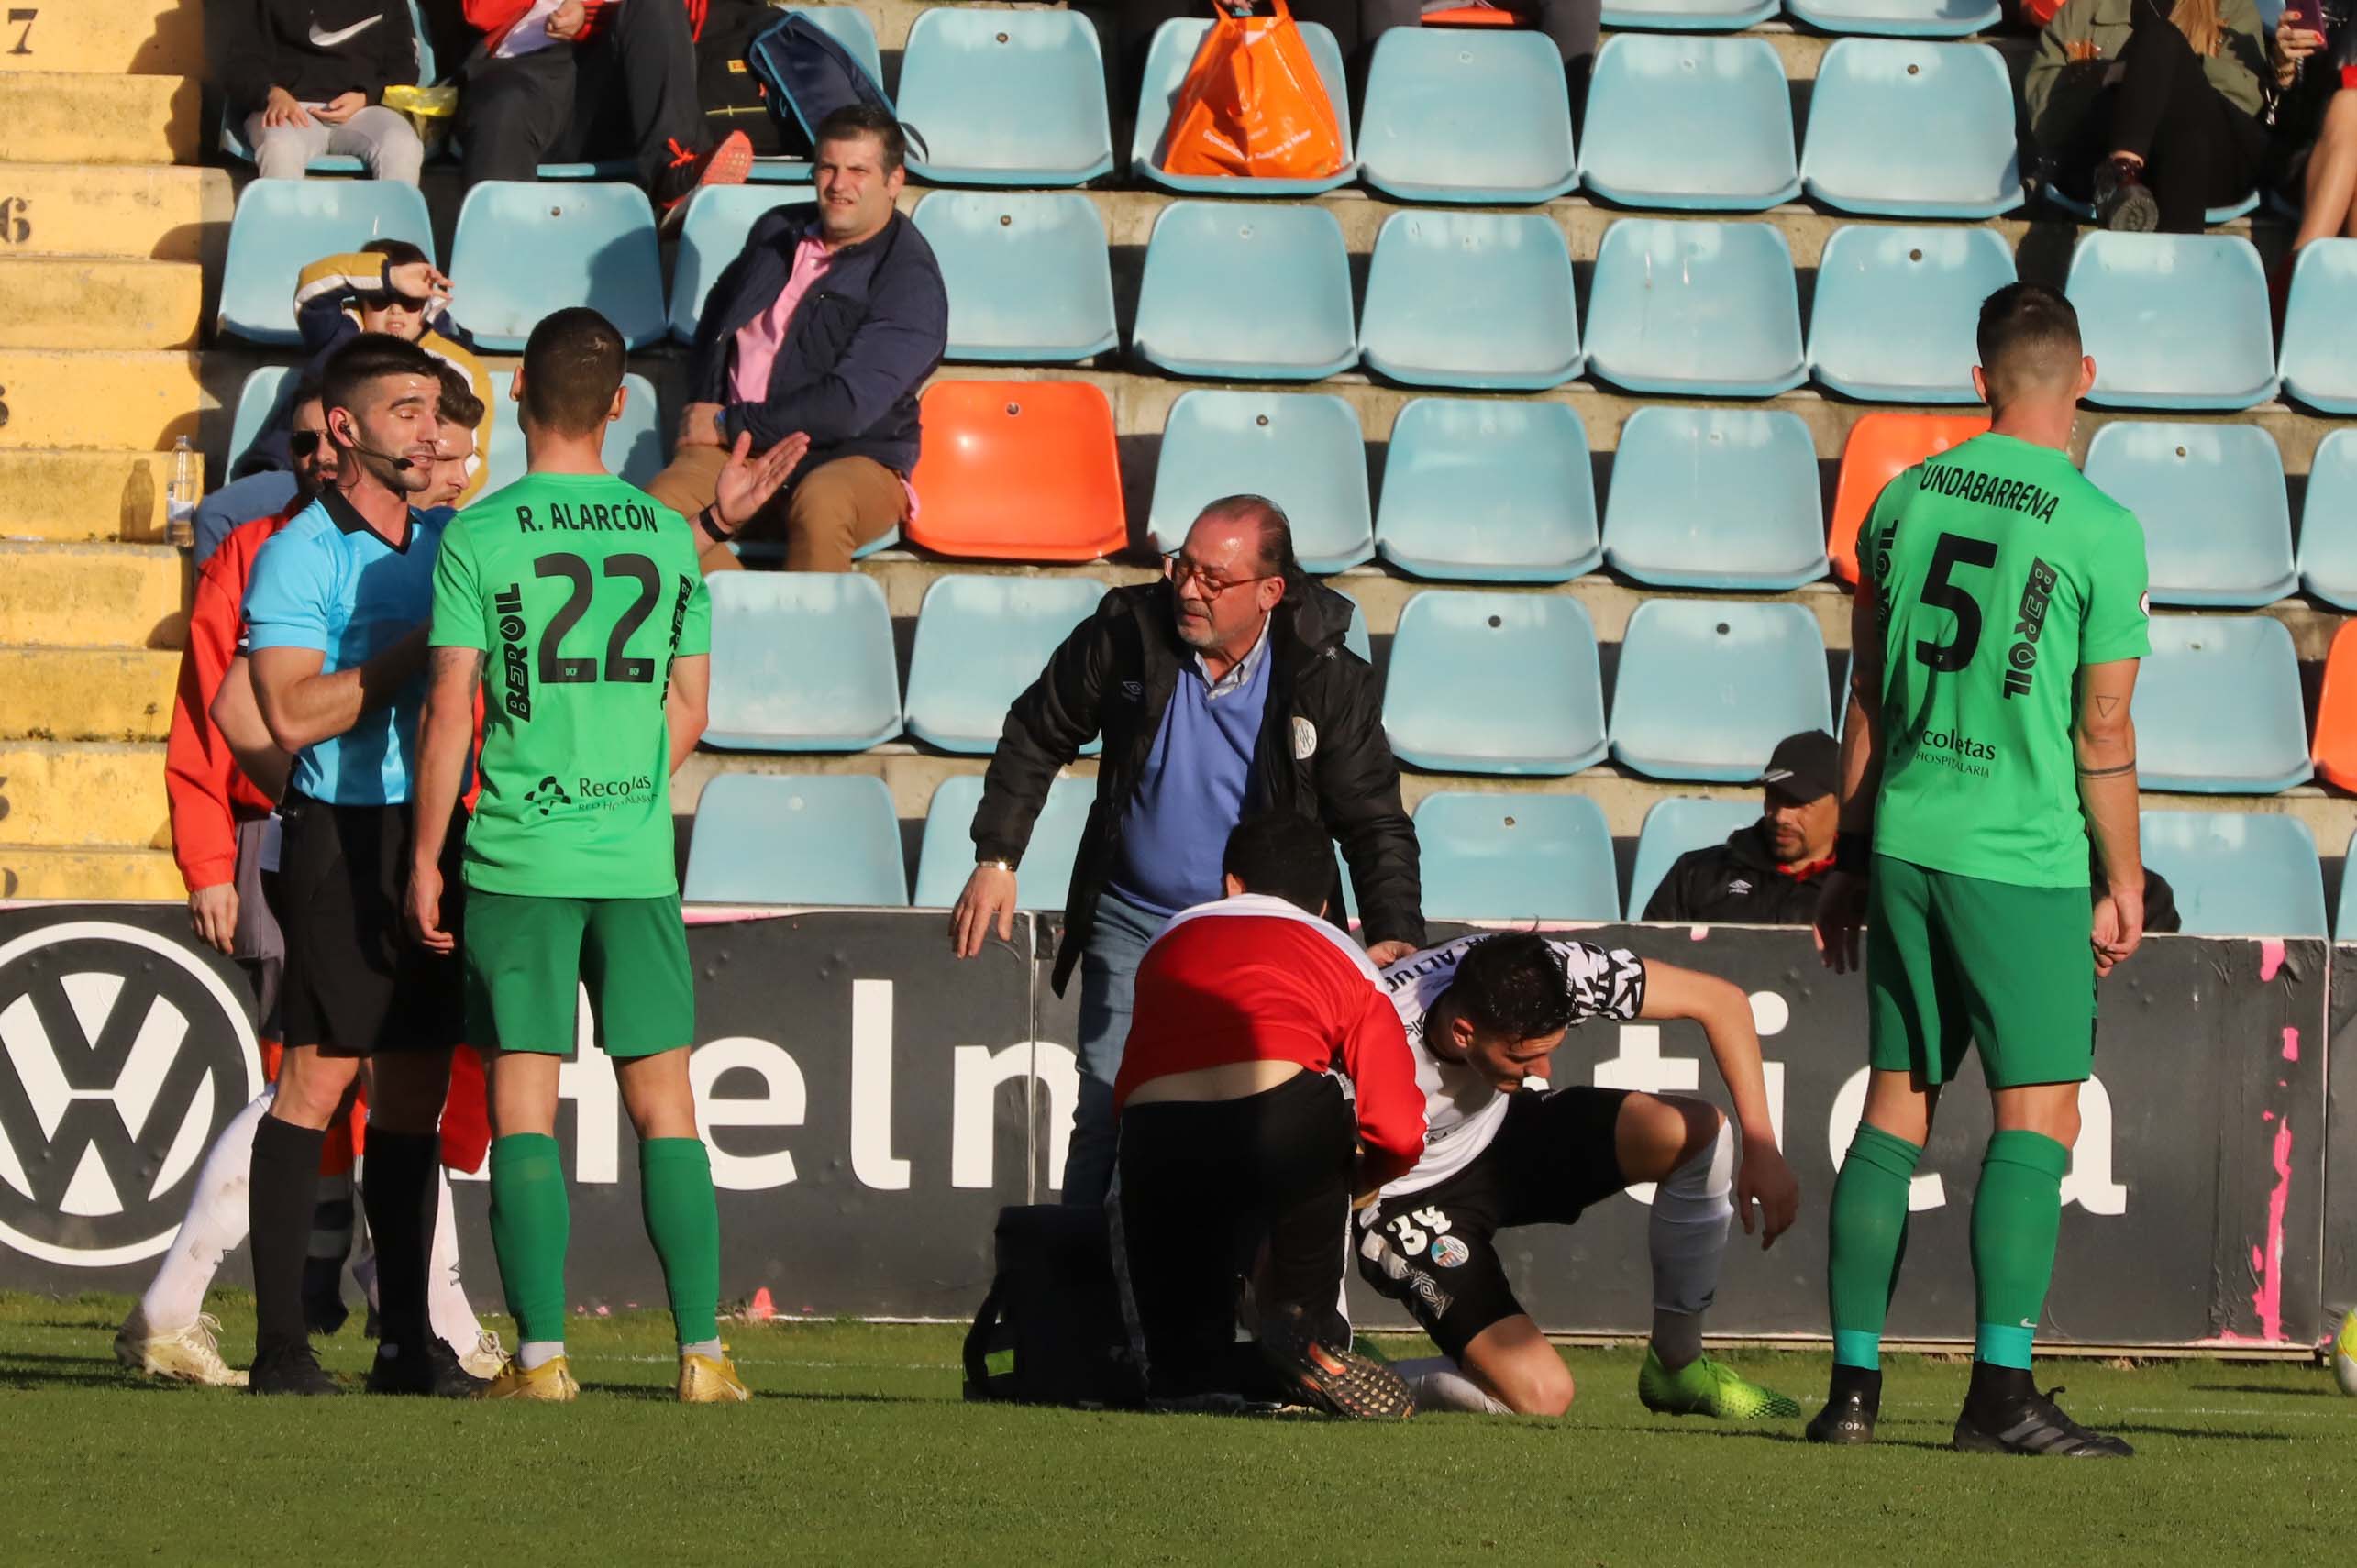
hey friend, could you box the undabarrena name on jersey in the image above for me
[1920,463,2062,523]
[512,501,665,534]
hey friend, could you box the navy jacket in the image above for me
[685,202,947,480]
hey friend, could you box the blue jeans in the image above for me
[1063,891,1166,1207]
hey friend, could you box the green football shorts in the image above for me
[1865,855,2095,1088]
[462,890,694,1058]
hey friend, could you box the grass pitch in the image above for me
[1,1294,2350,1566]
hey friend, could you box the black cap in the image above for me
[1760,730,1839,802]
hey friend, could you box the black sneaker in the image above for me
[1953,1386,2133,1457]
[248,1343,342,1397]
[2092,158,2159,233]
[1806,1367,1881,1445]
[1257,1305,1415,1421]
[366,1338,491,1398]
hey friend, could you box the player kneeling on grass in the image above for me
[405,306,804,1404]
[1356,933,1801,1419]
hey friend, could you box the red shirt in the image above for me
[1112,893,1427,1188]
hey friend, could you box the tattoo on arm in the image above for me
[2076,758,2136,778]
[2093,694,2120,717]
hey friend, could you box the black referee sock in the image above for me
[249,1116,328,1359]
[360,1131,439,1360]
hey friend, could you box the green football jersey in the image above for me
[1860,433,2150,889]
[429,472,711,899]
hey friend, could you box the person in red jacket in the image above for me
[1112,812,1424,1419]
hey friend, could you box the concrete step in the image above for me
[0,542,185,649]
[0,163,231,263]
[0,72,201,167]
[0,349,211,450]
[0,1,205,75]
[0,448,184,543]
[0,845,181,901]
[0,256,202,351]
[0,741,167,849]
[0,646,177,741]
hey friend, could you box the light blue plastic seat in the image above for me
[1414,791,1621,922]
[448,182,665,350]
[1376,399,1599,582]
[1360,212,1582,390]
[478,370,662,498]
[1358,28,1577,204]
[530,159,636,181]
[2064,234,2278,411]
[1145,391,1372,571]
[684,774,907,907]
[912,192,1116,364]
[2339,829,2357,940]
[1601,0,1780,30]
[668,187,797,343]
[1601,407,1825,590]
[2136,615,2312,793]
[1332,588,1375,662]
[1800,42,2022,217]
[1579,36,1798,211]
[2280,239,2357,414]
[1627,797,1763,919]
[898,8,1112,185]
[913,774,1092,909]
[1610,600,1832,781]
[229,366,296,473]
[1133,17,1357,194]
[904,575,1109,755]
[1586,220,1807,397]
[2297,428,2357,608]
[1133,202,1357,381]
[1787,0,2001,37]
[1383,591,1607,774]
[703,573,902,751]
[2081,422,2294,608]
[2141,811,2325,938]
[1808,226,2018,403]
[219,181,437,346]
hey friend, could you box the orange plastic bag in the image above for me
[1161,0,1347,182]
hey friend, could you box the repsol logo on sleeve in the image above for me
[1921,463,2061,522]
[494,583,531,721]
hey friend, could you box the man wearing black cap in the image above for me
[1643,731,1842,925]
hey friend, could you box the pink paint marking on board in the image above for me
[2259,938,2286,981]
[2282,1027,2300,1062]
[2247,1119,2294,1343]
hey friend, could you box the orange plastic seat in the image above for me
[2314,620,2357,792]
[1423,5,1525,22]
[906,381,1129,561]
[1827,411,1988,581]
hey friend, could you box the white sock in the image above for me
[426,1167,488,1353]
[682,1337,724,1361]
[1391,1356,1512,1415]
[519,1340,566,1371]
[1649,1116,1736,1363]
[138,1088,271,1331]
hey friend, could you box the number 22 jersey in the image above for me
[1860,432,2149,889]
[428,472,711,899]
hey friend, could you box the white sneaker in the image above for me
[456,1329,506,1382]
[115,1307,247,1387]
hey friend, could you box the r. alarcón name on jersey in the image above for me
[514,499,667,534]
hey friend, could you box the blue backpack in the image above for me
[743,12,924,161]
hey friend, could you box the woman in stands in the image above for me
[214,1,426,183]
[2269,0,2357,276]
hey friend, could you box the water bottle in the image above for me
[166,435,196,548]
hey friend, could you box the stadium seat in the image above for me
[1357,27,1577,204]
[2297,428,2357,609]
[1610,600,1833,781]
[1413,791,1621,922]
[1375,398,1599,582]
[913,774,1091,909]
[2341,832,2357,940]
[2309,619,2357,791]
[1359,211,1583,390]
[2137,614,2312,793]
[2064,233,2278,411]
[896,8,1113,185]
[912,192,1117,364]
[1787,0,2002,37]
[448,182,665,351]
[1827,412,1988,580]
[1585,220,1807,397]
[227,365,296,473]
[1600,0,1780,30]
[1132,201,1357,380]
[2080,421,2295,608]
[1133,16,1358,194]
[703,573,902,751]
[906,381,1127,561]
[479,370,663,498]
[1578,36,1798,211]
[2279,238,2357,414]
[1798,42,2021,217]
[2141,811,2326,939]
[746,5,889,181]
[1626,797,1762,919]
[1145,391,1373,571]
[1382,591,1607,774]
[903,575,1109,756]
[683,774,907,907]
[1601,407,1826,590]
[1334,588,1376,662]
[667,186,795,344]
[1807,225,2018,403]
[219,180,437,346]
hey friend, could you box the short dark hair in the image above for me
[814,104,907,174]
[519,307,625,437]
[288,376,325,414]
[435,362,484,432]
[360,237,431,273]
[1196,494,1298,579]
[1221,812,1333,917]
[1976,282,2082,402]
[1444,933,1577,1043]
[320,332,440,436]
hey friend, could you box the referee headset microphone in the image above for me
[320,332,444,480]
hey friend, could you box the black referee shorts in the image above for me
[276,791,466,1058]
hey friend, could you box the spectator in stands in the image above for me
[214,0,426,182]
[452,0,753,212]
[1643,731,1842,925]
[196,388,338,569]
[422,367,486,513]
[2026,0,2271,234]
[649,105,947,575]
[948,495,1427,1208]
[2268,2,2357,266]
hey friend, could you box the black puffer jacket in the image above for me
[971,576,1425,994]
[1642,822,1831,926]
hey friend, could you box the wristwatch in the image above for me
[978,857,1015,874]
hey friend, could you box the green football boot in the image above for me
[1637,1349,1804,1419]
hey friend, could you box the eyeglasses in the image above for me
[1163,552,1271,598]
[290,431,326,457]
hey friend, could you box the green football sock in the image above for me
[488,1132,570,1347]
[639,1137,721,1349]
[1971,1129,2069,1371]
[1827,1123,1922,1372]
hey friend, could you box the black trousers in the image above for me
[1112,1072,1356,1401]
[2064,5,2268,232]
[459,0,710,191]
